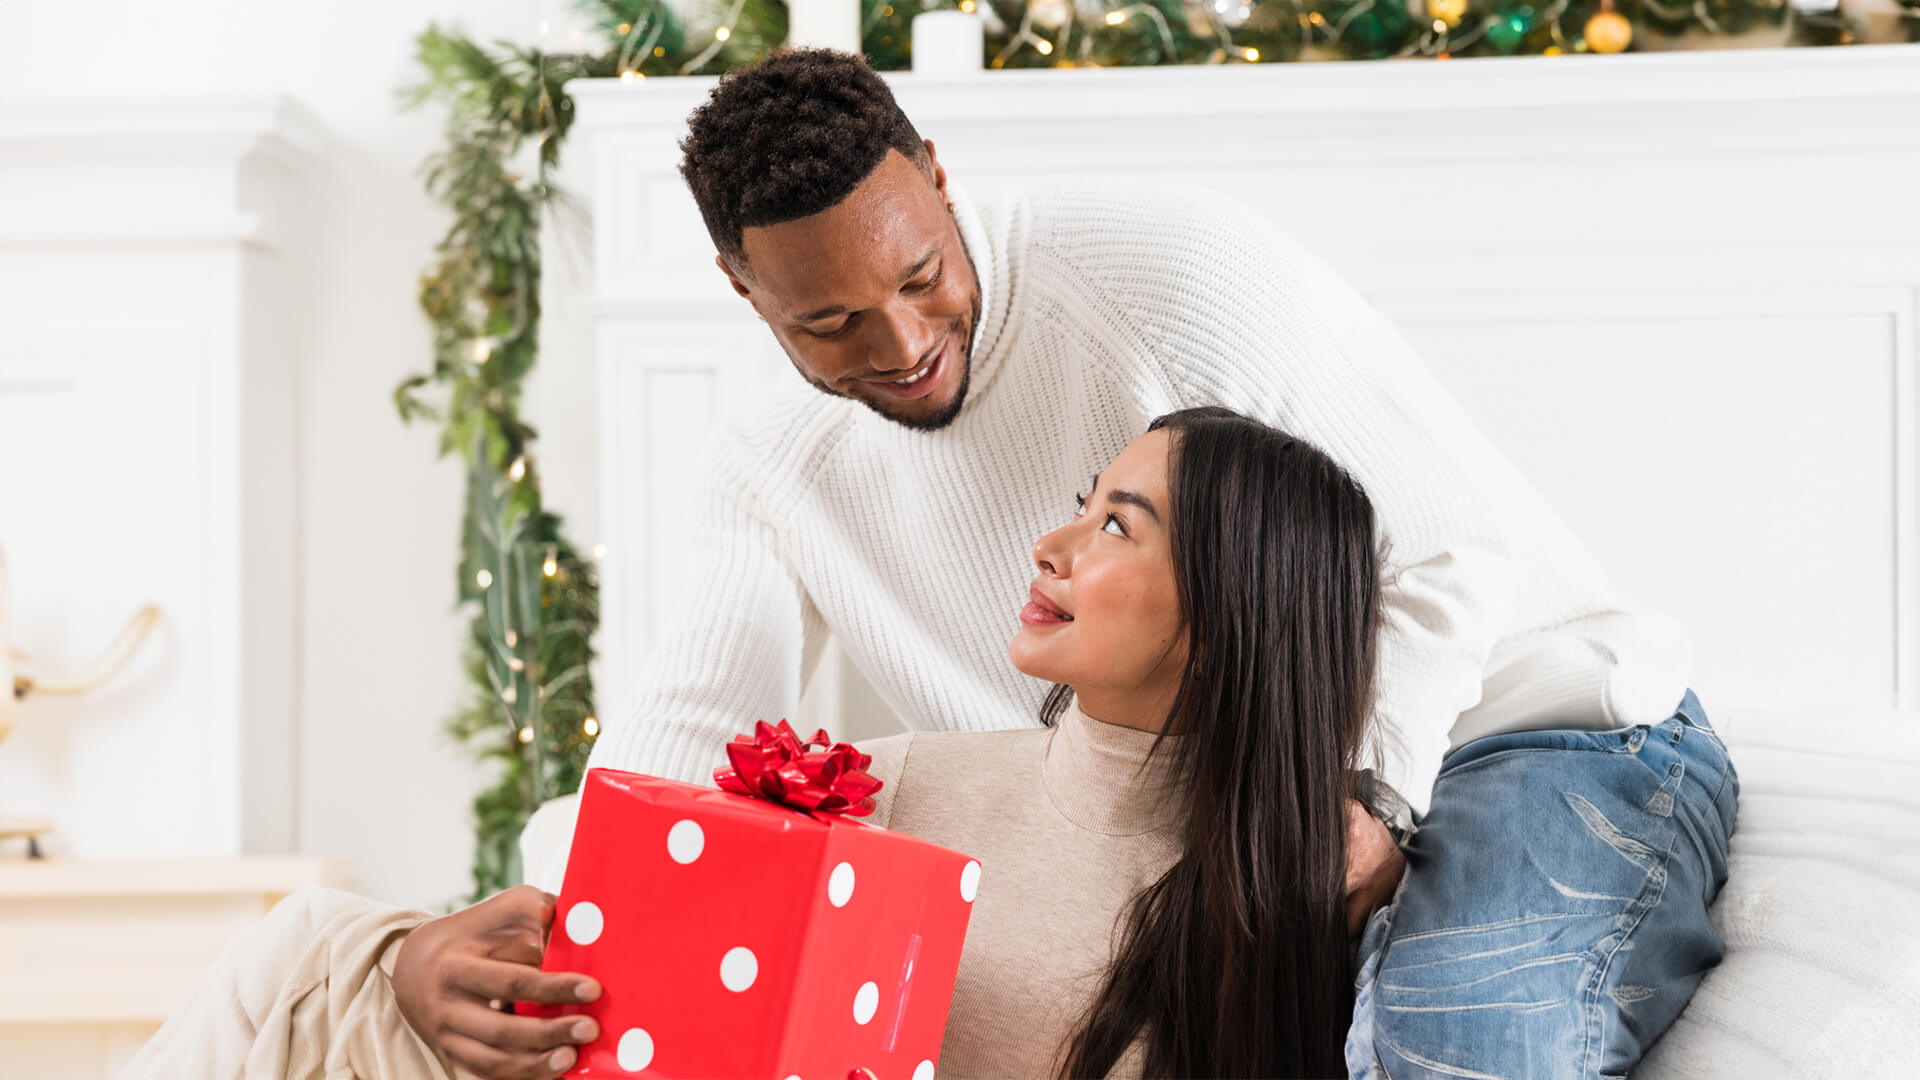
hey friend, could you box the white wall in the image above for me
[0,0,604,907]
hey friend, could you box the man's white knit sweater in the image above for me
[583,181,1691,815]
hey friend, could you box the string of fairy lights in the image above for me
[467,449,609,750]
[540,0,1918,82]
[561,0,1916,80]
[846,0,1915,69]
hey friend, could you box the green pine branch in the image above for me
[398,3,788,902]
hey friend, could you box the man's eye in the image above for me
[908,269,943,293]
[1103,514,1126,537]
[810,322,851,340]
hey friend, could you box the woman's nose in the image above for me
[1032,525,1071,577]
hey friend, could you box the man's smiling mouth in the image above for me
[862,340,949,402]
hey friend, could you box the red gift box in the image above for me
[525,723,981,1079]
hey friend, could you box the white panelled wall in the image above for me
[577,45,1920,739]
[0,100,318,861]
[0,1,609,908]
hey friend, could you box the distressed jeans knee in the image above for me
[1348,692,1737,1080]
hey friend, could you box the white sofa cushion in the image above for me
[1638,708,1920,1077]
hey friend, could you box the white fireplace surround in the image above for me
[0,99,324,858]
[573,45,1920,738]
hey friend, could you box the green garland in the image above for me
[395,4,791,902]
[398,0,1899,902]
[396,33,598,902]
[854,0,1914,69]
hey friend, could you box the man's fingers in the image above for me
[439,1030,573,1080]
[490,936,545,968]
[1344,804,1396,892]
[449,952,600,1006]
[481,885,558,932]
[1343,798,1407,937]
[488,884,557,909]
[1346,891,1371,938]
[444,998,599,1054]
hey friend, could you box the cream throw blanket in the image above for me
[118,887,457,1080]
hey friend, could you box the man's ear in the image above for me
[924,138,950,201]
[715,253,754,302]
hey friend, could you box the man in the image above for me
[364,48,1730,1080]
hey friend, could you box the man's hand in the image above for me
[392,885,603,1080]
[1345,799,1406,936]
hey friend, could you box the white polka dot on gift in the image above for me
[959,860,981,902]
[914,1060,936,1080]
[853,981,879,1025]
[564,901,603,945]
[617,1028,653,1070]
[719,946,757,992]
[828,861,855,907]
[667,819,704,864]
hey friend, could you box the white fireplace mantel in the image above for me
[0,96,326,859]
[570,46,1920,736]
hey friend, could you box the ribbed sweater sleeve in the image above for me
[1052,189,1520,813]
[584,436,818,786]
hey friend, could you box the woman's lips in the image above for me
[864,341,947,402]
[1021,585,1072,626]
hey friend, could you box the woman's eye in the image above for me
[908,269,942,293]
[1103,514,1126,537]
[1072,492,1086,516]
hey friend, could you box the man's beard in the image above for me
[884,332,973,432]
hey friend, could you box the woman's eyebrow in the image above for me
[1089,474,1161,524]
[1105,488,1162,524]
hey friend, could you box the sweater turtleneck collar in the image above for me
[946,183,1021,410]
[1041,695,1185,837]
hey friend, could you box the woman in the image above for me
[122,407,1384,1080]
[853,405,1380,1078]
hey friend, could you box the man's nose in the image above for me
[867,302,939,373]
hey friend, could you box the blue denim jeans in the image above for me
[1348,691,1738,1080]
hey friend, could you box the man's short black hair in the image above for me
[679,48,930,270]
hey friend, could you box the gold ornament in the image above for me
[1584,9,1633,53]
[1428,0,1470,27]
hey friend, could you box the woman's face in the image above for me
[1009,429,1190,728]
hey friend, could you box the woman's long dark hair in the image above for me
[1050,406,1382,1079]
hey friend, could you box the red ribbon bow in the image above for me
[712,719,883,817]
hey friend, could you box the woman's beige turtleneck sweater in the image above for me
[117,701,1184,1080]
[857,698,1185,1078]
